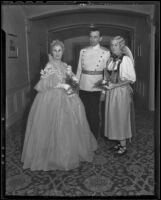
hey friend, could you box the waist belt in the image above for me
[82,70,103,75]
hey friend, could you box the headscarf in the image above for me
[111,36,135,66]
[122,45,135,66]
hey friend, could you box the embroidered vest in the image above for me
[105,54,124,83]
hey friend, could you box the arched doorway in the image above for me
[48,24,134,73]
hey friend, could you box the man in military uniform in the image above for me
[76,28,110,139]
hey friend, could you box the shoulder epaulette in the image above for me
[100,46,109,51]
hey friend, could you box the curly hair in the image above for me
[50,40,65,54]
[111,36,126,49]
[111,36,134,65]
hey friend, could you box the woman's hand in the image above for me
[104,82,117,90]
[56,83,71,90]
[63,84,71,90]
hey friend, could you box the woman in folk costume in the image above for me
[104,36,136,155]
[21,40,97,171]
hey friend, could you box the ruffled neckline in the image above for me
[111,53,125,62]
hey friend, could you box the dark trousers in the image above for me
[79,90,101,139]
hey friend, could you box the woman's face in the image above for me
[51,45,63,61]
[111,40,121,56]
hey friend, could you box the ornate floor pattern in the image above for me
[4,109,155,197]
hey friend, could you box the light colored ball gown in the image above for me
[21,60,97,171]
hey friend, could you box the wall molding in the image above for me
[6,84,30,128]
[6,83,29,94]
[28,7,151,21]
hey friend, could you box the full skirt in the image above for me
[104,85,134,140]
[21,89,97,171]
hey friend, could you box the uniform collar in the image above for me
[91,44,100,50]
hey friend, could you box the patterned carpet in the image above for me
[4,108,155,198]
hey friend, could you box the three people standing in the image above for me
[21,30,136,172]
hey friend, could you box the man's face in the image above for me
[89,31,102,46]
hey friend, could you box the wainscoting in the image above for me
[134,79,145,98]
[6,84,30,128]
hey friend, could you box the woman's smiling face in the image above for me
[111,40,121,56]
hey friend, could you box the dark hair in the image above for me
[89,28,102,37]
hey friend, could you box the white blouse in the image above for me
[107,56,136,83]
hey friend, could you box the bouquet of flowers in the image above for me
[61,65,79,96]
[65,74,79,96]
[93,79,109,91]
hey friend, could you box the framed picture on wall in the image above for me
[7,33,18,58]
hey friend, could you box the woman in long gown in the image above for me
[104,36,136,155]
[21,40,97,171]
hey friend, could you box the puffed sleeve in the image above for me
[76,49,83,81]
[119,56,136,83]
[34,63,60,92]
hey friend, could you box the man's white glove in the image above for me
[63,84,71,90]
[102,80,107,84]
[72,76,79,83]
[66,65,72,75]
